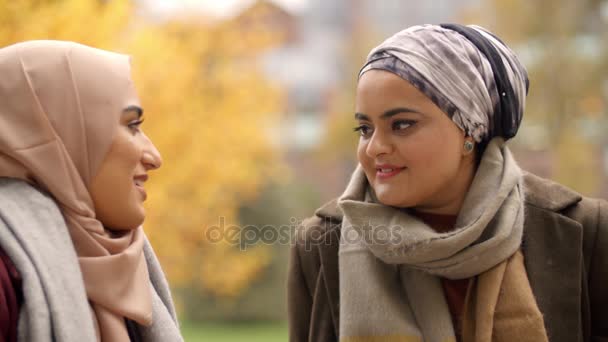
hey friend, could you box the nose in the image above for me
[365,130,393,158]
[141,132,162,171]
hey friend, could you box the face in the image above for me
[89,106,162,230]
[355,70,476,215]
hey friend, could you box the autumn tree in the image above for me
[0,0,286,307]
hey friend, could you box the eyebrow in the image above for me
[355,107,421,121]
[123,105,143,118]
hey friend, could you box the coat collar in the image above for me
[521,172,582,211]
[315,172,584,341]
[520,173,584,341]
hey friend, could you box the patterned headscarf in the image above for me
[359,24,529,143]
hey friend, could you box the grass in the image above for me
[181,321,288,342]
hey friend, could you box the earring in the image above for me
[464,140,474,153]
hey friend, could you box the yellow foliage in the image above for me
[1,0,284,298]
[554,132,600,195]
[199,241,272,298]
[0,0,130,48]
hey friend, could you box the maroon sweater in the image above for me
[413,211,470,342]
[0,247,21,342]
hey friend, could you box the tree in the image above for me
[0,0,286,305]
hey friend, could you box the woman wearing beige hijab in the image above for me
[0,41,182,341]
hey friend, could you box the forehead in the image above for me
[356,70,436,113]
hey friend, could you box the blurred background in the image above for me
[2,0,607,340]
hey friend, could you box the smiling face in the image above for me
[89,106,162,230]
[355,70,477,215]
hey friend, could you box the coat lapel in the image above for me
[318,227,341,338]
[522,173,584,342]
[315,200,342,339]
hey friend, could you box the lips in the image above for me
[133,174,148,200]
[375,164,405,180]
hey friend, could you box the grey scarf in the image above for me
[337,138,524,342]
[0,178,183,342]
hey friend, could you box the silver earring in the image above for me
[464,140,474,153]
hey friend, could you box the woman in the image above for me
[0,41,183,341]
[288,24,608,342]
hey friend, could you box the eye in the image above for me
[127,119,144,133]
[353,124,373,138]
[392,119,416,132]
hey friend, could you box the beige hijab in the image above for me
[0,40,152,341]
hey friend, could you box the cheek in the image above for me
[357,140,374,175]
[392,132,432,167]
[356,140,367,163]
[112,134,143,173]
[390,128,461,192]
[411,129,462,180]
[89,133,144,229]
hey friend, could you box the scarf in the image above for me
[359,24,529,143]
[0,40,152,341]
[337,138,548,342]
[0,178,183,341]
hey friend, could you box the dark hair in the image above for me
[474,138,490,166]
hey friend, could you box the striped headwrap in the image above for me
[359,24,529,143]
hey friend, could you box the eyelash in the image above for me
[353,124,371,137]
[128,119,144,133]
[353,120,417,138]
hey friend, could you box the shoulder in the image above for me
[0,177,48,199]
[0,178,75,274]
[0,178,69,242]
[522,171,605,222]
[0,178,62,218]
[290,199,342,280]
[522,172,607,269]
[294,199,343,251]
[522,172,583,211]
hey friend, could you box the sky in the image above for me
[141,0,309,19]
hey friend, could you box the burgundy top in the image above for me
[412,211,470,342]
[0,247,21,342]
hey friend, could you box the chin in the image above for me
[95,198,146,230]
[130,208,146,228]
[375,191,415,209]
[118,206,145,230]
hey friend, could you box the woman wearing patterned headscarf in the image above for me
[288,24,608,342]
[0,41,182,341]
